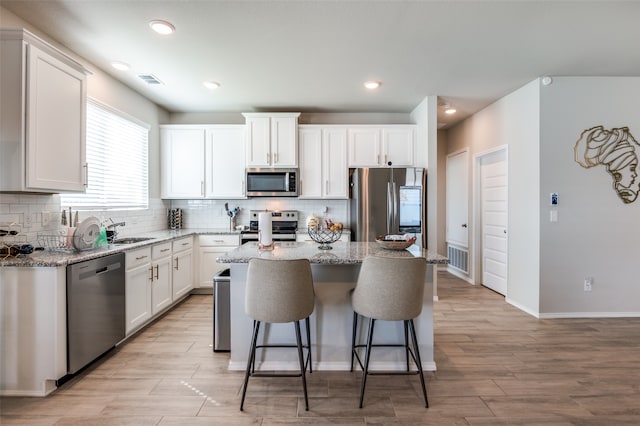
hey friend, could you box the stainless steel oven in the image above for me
[246,168,298,197]
[240,210,298,244]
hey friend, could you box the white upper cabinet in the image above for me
[243,113,300,167]
[382,126,415,167]
[348,125,415,167]
[0,29,89,193]
[161,126,206,199]
[161,125,246,199]
[299,126,348,199]
[206,126,246,198]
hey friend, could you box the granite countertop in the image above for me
[217,241,449,265]
[0,228,241,267]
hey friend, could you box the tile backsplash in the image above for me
[0,193,349,245]
[168,198,348,230]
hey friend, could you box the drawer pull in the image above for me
[136,255,149,260]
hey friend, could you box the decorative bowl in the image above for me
[375,236,416,250]
[307,226,343,250]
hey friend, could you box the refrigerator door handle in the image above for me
[387,181,393,235]
[392,181,398,233]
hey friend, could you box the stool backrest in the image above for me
[352,256,427,321]
[245,258,315,323]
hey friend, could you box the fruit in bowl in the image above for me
[375,235,416,250]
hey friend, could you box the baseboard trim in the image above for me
[538,311,640,319]
[506,297,540,318]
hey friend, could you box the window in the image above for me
[61,99,149,209]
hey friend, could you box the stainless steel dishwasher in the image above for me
[66,252,125,374]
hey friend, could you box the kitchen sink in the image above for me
[111,237,154,245]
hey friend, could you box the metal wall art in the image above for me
[574,125,640,204]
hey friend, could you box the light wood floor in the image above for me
[2,271,640,425]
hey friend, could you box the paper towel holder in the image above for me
[257,230,274,251]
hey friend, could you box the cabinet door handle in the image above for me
[148,265,154,281]
[274,152,278,164]
[174,257,179,270]
[154,264,159,280]
[201,181,204,196]
[266,152,270,164]
[83,163,89,187]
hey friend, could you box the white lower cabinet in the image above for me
[172,236,194,299]
[151,242,173,314]
[197,234,239,289]
[125,247,153,335]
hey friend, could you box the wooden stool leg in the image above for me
[358,318,376,408]
[295,320,309,411]
[409,319,429,408]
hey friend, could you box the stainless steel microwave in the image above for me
[245,168,298,197]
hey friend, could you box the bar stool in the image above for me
[240,258,315,411]
[350,255,429,408]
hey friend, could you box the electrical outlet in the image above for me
[584,277,593,292]
[42,211,51,227]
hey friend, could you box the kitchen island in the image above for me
[217,241,448,372]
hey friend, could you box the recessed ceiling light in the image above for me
[111,61,130,71]
[441,102,457,114]
[204,81,221,90]
[364,81,381,90]
[149,20,175,35]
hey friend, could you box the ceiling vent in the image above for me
[137,74,163,85]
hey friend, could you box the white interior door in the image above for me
[446,150,469,248]
[480,149,508,295]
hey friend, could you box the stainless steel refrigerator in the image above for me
[349,167,426,247]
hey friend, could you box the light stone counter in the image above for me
[217,241,448,265]
[218,241,447,373]
[0,229,240,267]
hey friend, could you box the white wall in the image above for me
[410,96,439,253]
[0,6,170,240]
[539,77,640,316]
[447,80,540,315]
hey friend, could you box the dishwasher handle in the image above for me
[78,260,123,280]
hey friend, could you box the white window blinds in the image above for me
[61,99,149,209]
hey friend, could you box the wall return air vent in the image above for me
[137,74,163,85]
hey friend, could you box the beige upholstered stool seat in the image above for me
[240,258,315,411]
[350,255,429,408]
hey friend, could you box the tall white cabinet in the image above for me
[206,126,246,198]
[243,113,300,167]
[299,126,348,199]
[0,29,89,193]
[161,126,206,198]
[347,125,415,167]
[160,125,245,199]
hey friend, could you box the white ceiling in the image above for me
[3,0,640,128]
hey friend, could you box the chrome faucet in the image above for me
[105,219,125,243]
